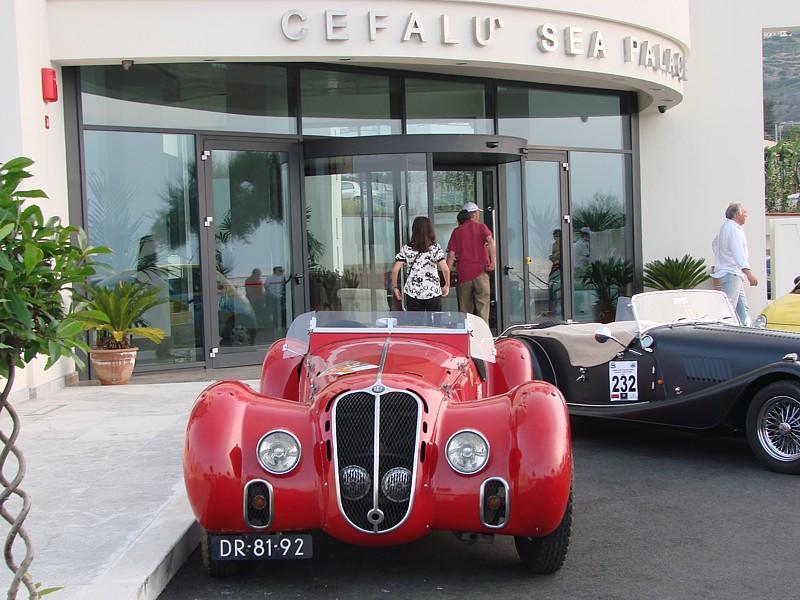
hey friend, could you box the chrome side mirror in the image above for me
[594,326,612,343]
[594,325,642,356]
[640,335,654,350]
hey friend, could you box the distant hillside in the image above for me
[763,32,800,139]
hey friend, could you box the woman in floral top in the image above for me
[391,216,450,312]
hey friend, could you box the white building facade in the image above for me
[1,0,798,398]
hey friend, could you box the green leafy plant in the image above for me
[581,258,634,323]
[643,254,710,290]
[79,281,167,349]
[0,157,110,377]
[1,156,109,596]
[342,269,360,289]
[34,582,63,596]
[572,194,625,232]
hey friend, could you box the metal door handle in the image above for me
[293,273,303,285]
[398,204,407,310]
[504,265,515,275]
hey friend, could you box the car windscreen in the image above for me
[631,290,739,331]
[283,311,495,362]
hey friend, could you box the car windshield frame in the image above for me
[631,290,739,332]
[282,311,495,362]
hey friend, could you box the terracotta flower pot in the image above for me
[89,347,138,385]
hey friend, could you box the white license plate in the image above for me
[210,534,312,560]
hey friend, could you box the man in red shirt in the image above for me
[446,202,496,323]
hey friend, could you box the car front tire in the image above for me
[201,529,240,577]
[746,380,800,475]
[514,489,572,574]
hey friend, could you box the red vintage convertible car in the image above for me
[184,311,573,576]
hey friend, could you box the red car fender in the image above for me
[184,381,325,533]
[259,340,303,401]
[429,380,571,537]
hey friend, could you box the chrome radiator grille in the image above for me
[333,389,421,533]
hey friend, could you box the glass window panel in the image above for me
[304,154,426,312]
[500,162,525,325]
[569,152,630,323]
[211,150,293,354]
[81,64,295,134]
[84,131,203,365]
[433,169,494,322]
[525,161,563,321]
[301,69,400,137]
[498,87,629,149]
[406,78,493,134]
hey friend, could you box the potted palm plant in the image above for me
[79,281,167,384]
[580,258,634,323]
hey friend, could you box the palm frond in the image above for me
[79,281,167,349]
[643,254,710,290]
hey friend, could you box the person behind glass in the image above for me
[711,202,757,326]
[391,216,450,312]
[446,202,496,323]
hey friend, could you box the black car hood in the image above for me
[651,323,800,386]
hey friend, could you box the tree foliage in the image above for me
[0,157,109,379]
[643,254,710,290]
[572,194,625,232]
[765,137,800,212]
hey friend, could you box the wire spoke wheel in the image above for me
[757,395,800,461]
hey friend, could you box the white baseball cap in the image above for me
[463,201,483,213]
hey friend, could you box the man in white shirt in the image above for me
[711,203,758,325]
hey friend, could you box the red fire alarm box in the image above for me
[41,68,58,103]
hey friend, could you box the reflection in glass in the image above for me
[432,169,495,327]
[211,151,293,354]
[305,154,427,312]
[84,131,202,365]
[81,64,295,134]
[569,153,631,323]
[498,87,628,149]
[301,69,401,137]
[525,161,563,321]
[406,78,493,134]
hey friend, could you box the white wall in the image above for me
[0,0,74,400]
[639,0,800,317]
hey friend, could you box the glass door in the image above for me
[304,153,428,313]
[500,151,569,326]
[525,155,569,322]
[199,139,302,368]
[432,167,497,329]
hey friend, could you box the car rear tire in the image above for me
[514,489,572,574]
[746,380,800,475]
[201,529,240,577]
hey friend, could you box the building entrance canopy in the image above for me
[48,0,689,113]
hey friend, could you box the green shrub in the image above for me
[643,254,710,290]
[78,281,167,349]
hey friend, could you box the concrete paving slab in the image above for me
[0,379,256,599]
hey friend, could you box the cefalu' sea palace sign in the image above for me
[280,9,687,81]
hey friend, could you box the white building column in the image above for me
[0,0,75,401]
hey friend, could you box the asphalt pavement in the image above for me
[159,417,800,600]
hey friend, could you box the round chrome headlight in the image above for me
[445,430,489,475]
[753,314,767,329]
[256,430,301,474]
[381,467,412,503]
[340,465,371,501]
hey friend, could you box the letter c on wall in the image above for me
[281,10,308,41]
